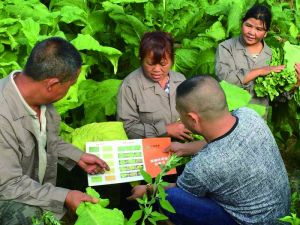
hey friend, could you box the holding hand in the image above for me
[164,140,207,156]
[244,65,285,84]
[65,190,98,212]
[78,153,110,175]
[126,185,147,201]
[166,122,193,141]
[259,65,285,76]
[295,63,300,87]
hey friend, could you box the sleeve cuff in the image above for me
[154,120,167,137]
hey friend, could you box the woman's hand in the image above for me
[78,153,110,175]
[260,65,285,75]
[243,65,285,84]
[295,63,300,87]
[166,122,193,141]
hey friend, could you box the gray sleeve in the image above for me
[215,44,251,89]
[56,138,83,170]
[176,159,209,197]
[47,106,83,170]
[117,82,167,139]
[0,116,69,214]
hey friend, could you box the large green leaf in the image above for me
[205,0,230,16]
[54,65,88,114]
[183,36,215,50]
[81,10,107,35]
[220,80,252,111]
[5,0,53,25]
[49,0,88,11]
[102,1,147,46]
[204,21,226,42]
[71,122,128,151]
[109,0,148,3]
[174,48,199,76]
[59,5,88,25]
[220,81,266,116]
[75,187,124,225]
[78,79,122,124]
[20,18,40,48]
[71,34,122,74]
[226,0,246,36]
[283,41,300,71]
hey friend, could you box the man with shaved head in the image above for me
[129,75,290,225]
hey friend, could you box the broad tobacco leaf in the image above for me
[71,122,128,151]
[71,34,122,74]
[75,187,124,225]
[54,65,88,115]
[205,21,226,42]
[59,5,88,25]
[110,0,148,3]
[20,18,40,48]
[221,80,266,116]
[78,78,122,124]
[102,1,147,46]
[173,48,199,76]
[5,0,53,25]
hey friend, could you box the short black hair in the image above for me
[24,37,82,82]
[242,5,272,31]
[139,31,174,64]
[176,75,228,120]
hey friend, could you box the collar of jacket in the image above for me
[236,35,272,57]
[140,67,182,90]
[2,72,31,121]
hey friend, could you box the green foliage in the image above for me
[279,213,300,225]
[221,80,266,116]
[255,42,299,101]
[128,154,190,225]
[1,1,300,219]
[32,211,61,225]
[70,122,128,151]
[75,187,125,225]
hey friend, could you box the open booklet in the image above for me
[86,137,176,186]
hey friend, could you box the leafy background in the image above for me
[1,0,300,221]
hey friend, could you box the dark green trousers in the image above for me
[0,200,42,225]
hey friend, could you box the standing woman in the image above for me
[117,31,192,141]
[215,4,285,105]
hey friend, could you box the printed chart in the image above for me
[86,138,175,186]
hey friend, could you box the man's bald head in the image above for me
[176,75,228,121]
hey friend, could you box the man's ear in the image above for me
[187,112,201,130]
[44,78,60,92]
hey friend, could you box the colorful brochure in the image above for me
[86,137,176,186]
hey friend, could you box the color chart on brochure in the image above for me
[86,137,175,186]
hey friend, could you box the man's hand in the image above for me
[166,122,193,141]
[164,140,207,156]
[65,190,98,212]
[127,185,147,200]
[78,153,109,175]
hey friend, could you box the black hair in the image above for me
[242,5,272,31]
[176,75,204,100]
[24,37,82,82]
[139,31,174,64]
[176,75,228,119]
